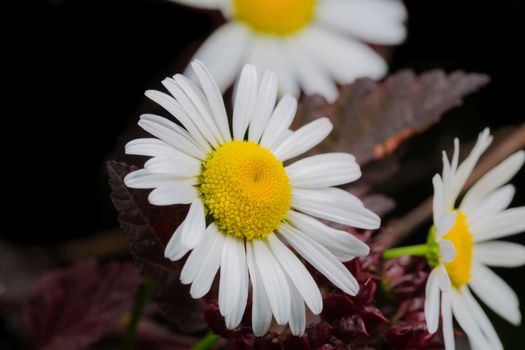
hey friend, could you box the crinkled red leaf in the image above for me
[23,259,142,350]
[382,256,429,296]
[107,161,206,333]
[295,70,490,165]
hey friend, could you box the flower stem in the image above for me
[191,332,221,350]
[124,279,156,350]
[383,244,429,259]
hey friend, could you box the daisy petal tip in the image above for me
[310,303,323,316]
[426,319,438,334]
[144,89,156,98]
[358,243,371,257]
[290,328,305,337]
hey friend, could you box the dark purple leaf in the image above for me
[107,161,206,333]
[295,70,490,165]
[23,259,142,350]
[382,257,429,296]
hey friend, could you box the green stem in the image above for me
[383,244,429,259]
[191,332,221,350]
[124,279,156,350]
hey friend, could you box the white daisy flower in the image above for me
[124,60,380,336]
[169,0,407,101]
[424,128,525,350]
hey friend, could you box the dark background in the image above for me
[6,0,525,348]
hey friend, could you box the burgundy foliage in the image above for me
[107,161,207,333]
[294,70,490,165]
[23,259,142,350]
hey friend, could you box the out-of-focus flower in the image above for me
[124,61,380,336]
[170,0,407,101]
[424,129,525,350]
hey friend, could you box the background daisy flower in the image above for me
[169,0,407,101]
[425,129,525,350]
[123,60,380,336]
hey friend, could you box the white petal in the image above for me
[267,235,322,314]
[172,73,226,143]
[424,268,442,334]
[441,151,456,208]
[232,65,258,140]
[148,184,198,205]
[449,290,493,350]
[451,138,460,171]
[292,187,381,230]
[286,153,361,188]
[287,279,306,336]
[451,128,493,202]
[247,70,278,143]
[471,207,525,242]
[224,240,249,329]
[180,199,206,249]
[138,114,207,159]
[469,263,521,325]
[316,0,407,45]
[190,225,225,298]
[252,239,291,325]
[461,151,524,213]
[441,291,455,350]
[162,77,221,148]
[273,118,333,162]
[219,236,248,325]
[438,264,452,291]
[144,156,201,178]
[259,95,297,150]
[432,174,446,226]
[125,138,180,157]
[282,39,338,102]
[164,219,190,261]
[465,185,515,223]
[474,241,525,267]
[246,242,272,336]
[180,223,218,284]
[187,22,251,92]
[296,26,387,83]
[279,223,359,295]
[168,0,224,10]
[436,212,457,238]
[439,239,456,263]
[460,287,503,350]
[144,92,212,153]
[191,59,232,142]
[124,169,197,189]
[246,38,300,97]
[286,210,369,261]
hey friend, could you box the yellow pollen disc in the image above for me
[200,141,291,240]
[233,0,316,36]
[442,211,474,288]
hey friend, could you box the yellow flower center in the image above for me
[200,141,291,240]
[232,0,316,36]
[442,211,474,288]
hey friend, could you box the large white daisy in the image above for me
[424,129,525,350]
[169,0,407,101]
[124,60,380,336]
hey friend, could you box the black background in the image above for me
[6,0,525,348]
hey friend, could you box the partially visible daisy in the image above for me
[169,0,407,101]
[124,60,380,335]
[423,129,525,350]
